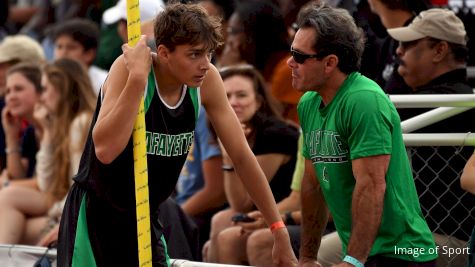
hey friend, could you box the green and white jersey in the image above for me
[298,72,437,262]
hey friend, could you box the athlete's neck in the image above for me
[153,59,185,105]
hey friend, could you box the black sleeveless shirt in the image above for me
[75,69,200,216]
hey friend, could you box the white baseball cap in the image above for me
[102,0,165,25]
[0,35,45,64]
[387,8,467,46]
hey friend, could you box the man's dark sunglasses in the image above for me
[290,48,326,64]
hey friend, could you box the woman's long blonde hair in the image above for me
[42,58,96,200]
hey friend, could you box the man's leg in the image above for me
[433,233,469,267]
[318,231,343,267]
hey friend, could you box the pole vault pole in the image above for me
[126,1,152,266]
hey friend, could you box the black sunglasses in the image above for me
[290,48,326,64]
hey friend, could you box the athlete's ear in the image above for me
[157,44,170,62]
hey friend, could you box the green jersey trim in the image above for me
[146,67,201,120]
[72,194,97,267]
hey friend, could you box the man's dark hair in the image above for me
[297,3,365,74]
[53,18,100,51]
[154,3,223,52]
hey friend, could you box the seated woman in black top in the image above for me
[204,64,299,263]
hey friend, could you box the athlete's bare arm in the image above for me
[93,36,152,164]
[201,65,297,267]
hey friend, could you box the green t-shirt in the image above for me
[298,72,437,262]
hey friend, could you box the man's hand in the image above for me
[297,258,322,267]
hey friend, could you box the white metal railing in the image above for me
[468,66,475,79]
[400,107,472,133]
[0,244,251,267]
[403,133,475,146]
[0,244,54,257]
[389,94,475,108]
[389,94,475,146]
[0,244,56,267]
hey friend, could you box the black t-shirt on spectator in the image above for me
[398,68,475,241]
[252,113,299,203]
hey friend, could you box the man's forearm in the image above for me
[346,178,385,263]
[300,178,328,260]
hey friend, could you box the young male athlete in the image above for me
[57,3,297,267]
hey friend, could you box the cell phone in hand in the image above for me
[231,213,255,223]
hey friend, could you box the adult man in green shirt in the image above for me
[288,3,437,267]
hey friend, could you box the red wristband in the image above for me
[270,221,286,233]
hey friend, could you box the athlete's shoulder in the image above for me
[101,55,128,95]
[202,64,221,87]
[200,64,225,104]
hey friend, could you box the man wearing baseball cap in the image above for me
[95,0,165,69]
[389,8,475,267]
[0,35,45,96]
[388,8,469,91]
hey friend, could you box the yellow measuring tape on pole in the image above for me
[126,1,152,266]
